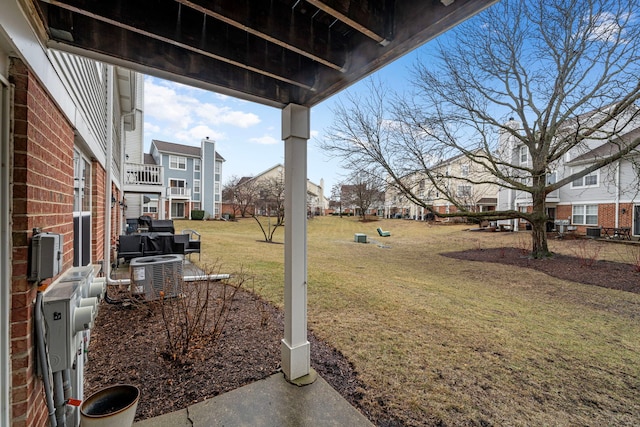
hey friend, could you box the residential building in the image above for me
[496,108,640,235]
[1,6,136,424]
[1,2,506,424]
[226,164,328,217]
[385,151,498,220]
[125,139,225,220]
[340,184,385,217]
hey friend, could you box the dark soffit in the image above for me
[25,0,497,108]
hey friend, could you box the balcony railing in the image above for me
[124,163,163,186]
[167,187,191,198]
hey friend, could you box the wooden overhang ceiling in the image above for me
[25,0,497,108]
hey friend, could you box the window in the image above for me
[171,202,185,218]
[169,179,186,196]
[572,204,598,225]
[73,151,91,267]
[456,185,471,198]
[546,171,557,185]
[519,206,528,223]
[194,159,201,172]
[571,169,598,188]
[143,200,158,214]
[519,146,528,164]
[169,155,186,170]
[460,164,469,177]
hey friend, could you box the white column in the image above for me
[281,104,311,381]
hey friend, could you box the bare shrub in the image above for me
[516,233,531,255]
[571,239,602,268]
[615,245,640,273]
[158,267,244,363]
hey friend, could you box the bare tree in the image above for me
[329,182,344,216]
[222,175,259,218]
[341,171,385,220]
[322,0,640,258]
[253,173,285,242]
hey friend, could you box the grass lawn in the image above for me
[174,216,640,426]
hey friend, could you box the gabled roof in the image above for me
[143,153,156,165]
[240,163,324,191]
[151,139,225,161]
[567,127,640,165]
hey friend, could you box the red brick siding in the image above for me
[92,160,106,264]
[557,203,634,234]
[9,58,75,427]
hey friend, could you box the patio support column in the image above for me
[281,104,311,381]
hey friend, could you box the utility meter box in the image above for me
[30,232,63,281]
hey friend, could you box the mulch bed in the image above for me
[443,247,640,294]
[84,284,378,423]
[84,248,640,426]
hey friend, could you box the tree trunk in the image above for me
[530,190,550,258]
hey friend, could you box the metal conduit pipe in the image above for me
[53,371,67,427]
[34,292,57,427]
[105,274,230,287]
[62,369,72,419]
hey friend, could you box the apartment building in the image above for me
[124,138,225,220]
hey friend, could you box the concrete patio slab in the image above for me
[134,372,373,427]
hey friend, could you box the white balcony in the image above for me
[546,189,560,203]
[123,163,164,194]
[167,187,191,198]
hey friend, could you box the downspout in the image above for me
[0,75,12,427]
[615,160,620,228]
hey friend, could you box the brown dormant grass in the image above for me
[174,217,640,426]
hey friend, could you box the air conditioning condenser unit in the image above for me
[130,255,183,301]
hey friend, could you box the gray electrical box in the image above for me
[30,232,63,281]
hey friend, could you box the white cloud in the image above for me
[587,11,629,43]
[196,104,260,128]
[144,122,160,134]
[144,76,262,143]
[249,135,279,145]
[175,125,225,143]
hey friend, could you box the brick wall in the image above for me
[10,58,75,427]
[92,160,105,266]
[557,203,634,234]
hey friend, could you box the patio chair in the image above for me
[182,229,201,261]
[172,233,190,256]
[376,227,391,237]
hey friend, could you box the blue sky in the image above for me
[143,40,435,195]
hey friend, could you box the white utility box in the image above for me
[42,279,97,372]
